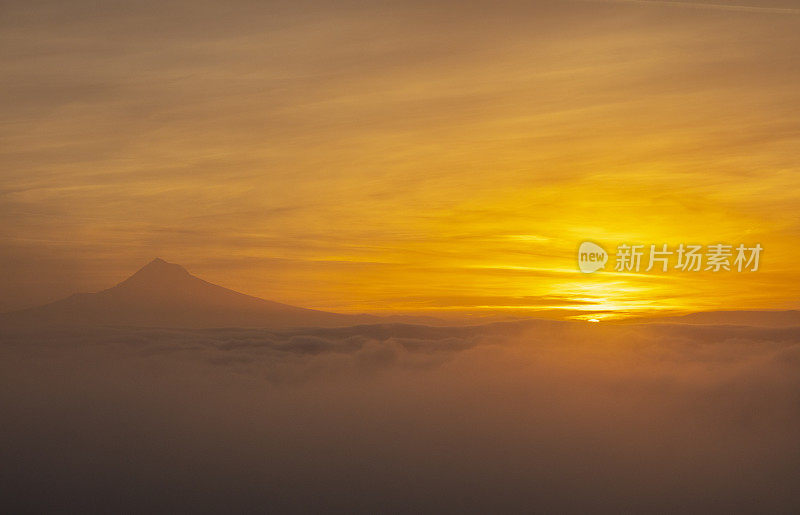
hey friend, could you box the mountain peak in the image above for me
[139,257,188,274]
[0,258,379,329]
[114,258,193,290]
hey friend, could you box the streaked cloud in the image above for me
[1,0,799,317]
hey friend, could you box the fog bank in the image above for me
[2,321,799,513]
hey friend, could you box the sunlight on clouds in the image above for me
[1,0,799,317]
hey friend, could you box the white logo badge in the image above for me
[578,241,608,273]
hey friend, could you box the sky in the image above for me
[1,0,799,318]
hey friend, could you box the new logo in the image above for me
[578,242,608,273]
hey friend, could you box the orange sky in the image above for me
[1,0,799,319]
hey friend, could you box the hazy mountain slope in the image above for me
[0,258,377,329]
[628,310,800,327]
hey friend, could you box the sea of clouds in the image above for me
[2,321,800,513]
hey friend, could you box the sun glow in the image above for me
[1,0,799,319]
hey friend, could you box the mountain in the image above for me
[0,258,382,329]
[629,310,800,327]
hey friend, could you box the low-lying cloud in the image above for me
[2,321,800,513]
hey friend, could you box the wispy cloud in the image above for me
[2,0,799,316]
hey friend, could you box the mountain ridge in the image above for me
[0,258,383,329]
[2,258,797,329]
[626,309,800,328]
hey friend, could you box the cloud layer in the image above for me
[2,321,800,512]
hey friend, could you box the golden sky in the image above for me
[1,0,799,319]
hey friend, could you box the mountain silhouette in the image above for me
[631,309,800,327]
[0,258,381,329]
